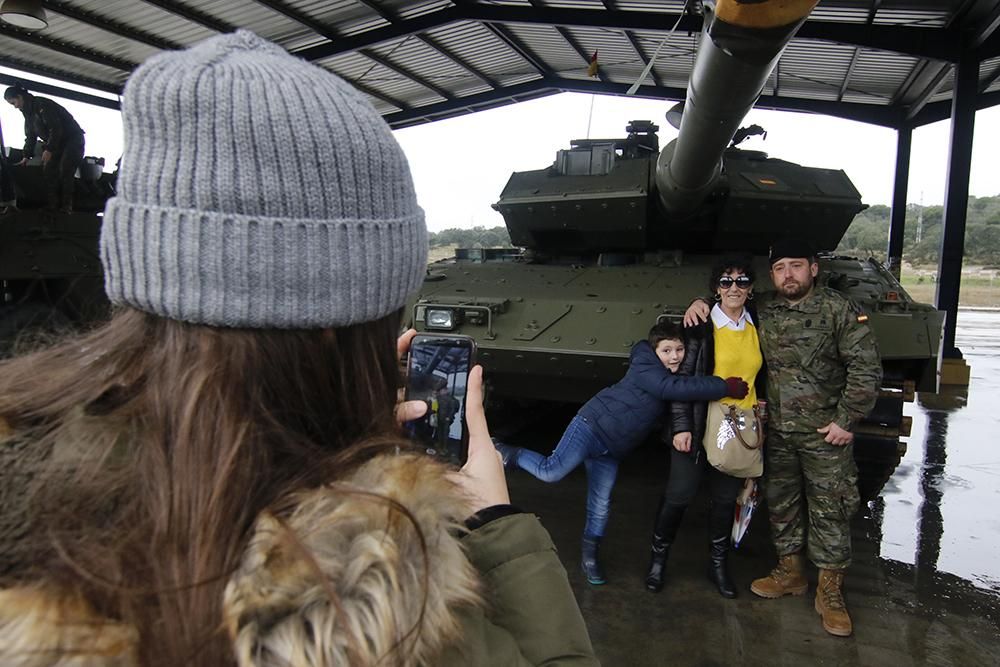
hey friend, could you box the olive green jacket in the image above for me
[0,453,598,666]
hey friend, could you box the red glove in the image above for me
[723,377,749,399]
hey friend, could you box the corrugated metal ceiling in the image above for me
[0,0,997,129]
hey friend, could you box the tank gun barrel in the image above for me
[657,0,818,214]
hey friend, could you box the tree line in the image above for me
[837,194,1000,266]
[429,226,512,248]
[432,197,1000,267]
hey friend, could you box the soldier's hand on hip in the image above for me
[817,421,853,446]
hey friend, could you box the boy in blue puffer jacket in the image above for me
[494,321,747,585]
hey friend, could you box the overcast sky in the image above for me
[3,66,998,233]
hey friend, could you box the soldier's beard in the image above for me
[780,279,813,301]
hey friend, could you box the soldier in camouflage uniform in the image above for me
[753,239,881,639]
[685,238,881,637]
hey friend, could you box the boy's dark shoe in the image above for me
[582,534,606,585]
[491,438,520,469]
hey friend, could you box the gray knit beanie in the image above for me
[100,30,427,328]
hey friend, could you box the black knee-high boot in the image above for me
[708,501,738,598]
[645,498,686,592]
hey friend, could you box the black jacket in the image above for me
[578,340,729,459]
[20,95,84,158]
[667,310,765,452]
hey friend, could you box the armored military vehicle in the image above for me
[410,0,943,498]
[0,133,113,356]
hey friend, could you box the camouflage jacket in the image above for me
[757,286,882,434]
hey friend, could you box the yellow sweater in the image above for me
[713,323,762,410]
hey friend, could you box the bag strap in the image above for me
[723,403,765,450]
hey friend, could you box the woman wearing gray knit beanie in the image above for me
[0,32,596,667]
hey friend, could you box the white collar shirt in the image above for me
[710,303,753,331]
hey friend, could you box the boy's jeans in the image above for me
[515,414,620,537]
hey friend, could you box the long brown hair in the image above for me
[0,306,406,665]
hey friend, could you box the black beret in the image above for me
[769,238,816,265]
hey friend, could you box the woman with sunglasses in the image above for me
[644,255,763,598]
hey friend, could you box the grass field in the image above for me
[899,266,1000,307]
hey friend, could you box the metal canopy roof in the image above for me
[2,0,1000,130]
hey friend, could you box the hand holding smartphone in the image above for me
[404,334,477,465]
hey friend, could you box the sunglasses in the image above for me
[718,276,752,289]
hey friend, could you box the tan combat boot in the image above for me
[815,568,852,637]
[750,553,808,598]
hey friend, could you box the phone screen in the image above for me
[404,334,476,465]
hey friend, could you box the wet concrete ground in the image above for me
[502,309,1000,666]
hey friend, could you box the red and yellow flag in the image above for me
[587,50,599,77]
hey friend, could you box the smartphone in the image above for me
[404,334,477,465]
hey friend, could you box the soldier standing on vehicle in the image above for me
[4,86,85,213]
[685,238,881,637]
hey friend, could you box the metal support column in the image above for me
[886,126,912,279]
[935,52,979,359]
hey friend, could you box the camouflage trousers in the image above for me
[763,431,860,569]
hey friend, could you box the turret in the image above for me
[494,0,865,257]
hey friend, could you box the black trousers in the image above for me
[43,133,85,210]
[662,445,744,509]
[0,156,14,203]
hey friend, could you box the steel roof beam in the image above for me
[979,61,1000,92]
[0,56,122,95]
[384,75,904,130]
[42,1,181,51]
[384,79,558,128]
[0,25,136,72]
[248,0,338,41]
[838,49,860,102]
[296,6,463,61]
[359,48,454,100]
[527,0,605,82]
[908,89,1000,128]
[969,2,1000,50]
[466,5,962,63]
[386,85,559,129]
[349,78,409,111]
[624,32,663,87]
[839,0,881,102]
[417,34,500,89]
[297,6,961,65]
[555,24,603,80]
[0,72,120,109]
[138,0,233,34]
[353,0,499,91]
[867,0,883,24]
[484,23,552,77]
[603,0,663,87]
[897,62,954,121]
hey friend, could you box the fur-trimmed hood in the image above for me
[0,453,483,666]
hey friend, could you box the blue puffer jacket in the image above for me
[577,341,728,459]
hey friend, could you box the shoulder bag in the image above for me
[703,402,764,478]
